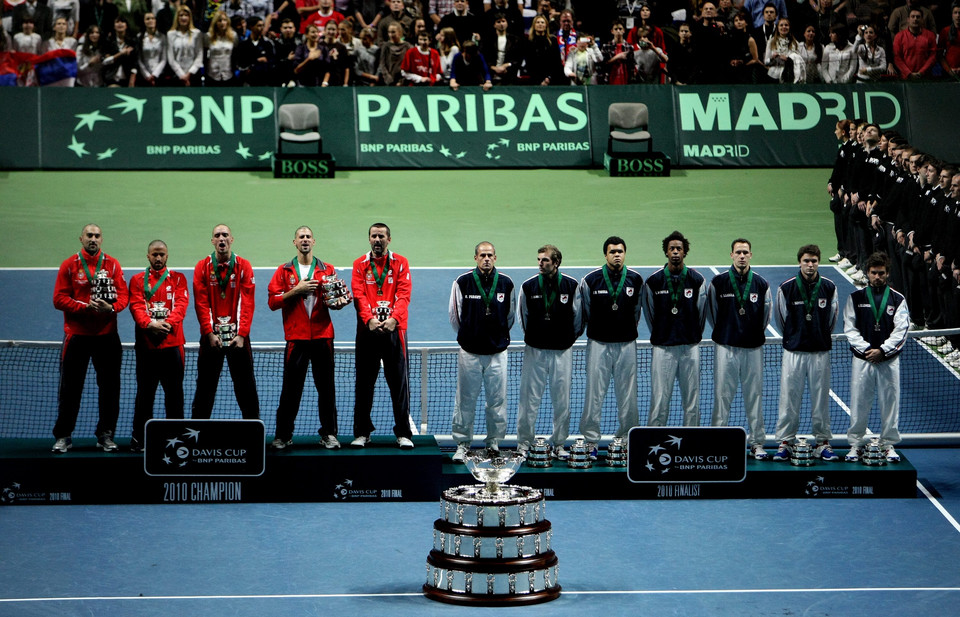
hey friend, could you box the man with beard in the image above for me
[350,223,415,450]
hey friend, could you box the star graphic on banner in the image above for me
[648,444,665,455]
[455,151,466,159]
[344,479,353,486]
[107,94,147,122]
[12,482,20,489]
[485,152,493,159]
[166,437,182,448]
[487,143,498,151]
[184,428,200,441]
[67,135,89,158]
[74,109,112,132]
[236,142,252,159]
[646,462,655,472]
[667,435,682,447]
[439,145,451,157]
[257,151,272,161]
[96,148,117,160]
[163,455,171,464]
[498,138,510,146]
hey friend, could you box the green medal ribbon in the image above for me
[795,272,822,319]
[212,252,236,299]
[472,268,500,314]
[78,251,104,286]
[728,267,753,313]
[298,257,318,283]
[602,265,627,307]
[370,253,388,295]
[866,285,891,330]
[538,272,558,314]
[664,265,688,310]
[143,268,170,302]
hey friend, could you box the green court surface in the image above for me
[0,168,833,268]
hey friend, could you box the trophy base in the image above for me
[424,550,560,605]
[423,583,561,606]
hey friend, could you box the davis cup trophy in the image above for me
[321,274,351,307]
[424,450,561,605]
[91,269,118,304]
[214,316,236,344]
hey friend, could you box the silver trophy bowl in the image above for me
[463,450,526,495]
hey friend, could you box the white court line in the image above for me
[917,480,960,534]
[3,587,960,603]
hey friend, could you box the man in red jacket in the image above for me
[267,226,351,450]
[52,224,129,453]
[350,223,414,450]
[128,240,190,452]
[192,224,260,420]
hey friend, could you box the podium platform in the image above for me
[0,438,916,505]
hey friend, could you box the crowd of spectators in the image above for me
[1,0,958,85]
[826,119,960,367]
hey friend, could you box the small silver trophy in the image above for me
[321,274,351,307]
[790,438,815,466]
[605,437,628,468]
[861,438,887,467]
[92,269,118,303]
[215,316,237,344]
[567,439,592,469]
[148,302,169,320]
[525,438,552,468]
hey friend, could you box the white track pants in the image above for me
[452,349,507,447]
[579,339,638,443]
[516,346,573,448]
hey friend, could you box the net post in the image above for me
[420,347,430,434]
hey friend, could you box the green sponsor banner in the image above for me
[39,88,278,169]
[0,89,41,169]
[673,84,911,166]
[354,87,592,167]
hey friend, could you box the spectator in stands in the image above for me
[626,2,664,53]
[888,0,936,34]
[428,0,457,32]
[668,21,697,83]
[351,0,385,30]
[449,38,491,88]
[521,14,561,84]
[842,251,910,464]
[401,28,442,83]
[764,17,803,82]
[204,10,238,85]
[236,15,277,85]
[938,2,960,79]
[13,16,41,52]
[316,17,348,83]
[821,23,856,82]
[295,0,320,33]
[377,21,412,84]
[128,240,189,454]
[43,16,78,52]
[449,241,516,462]
[810,0,841,45]
[12,0,52,40]
[892,7,937,79]
[555,8,576,62]
[633,25,668,82]
[274,18,301,85]
[751,2,778,49]
[294,22,326,84]
[192,224,260,422]
[436,25,460,82]
[51,224,129,454]
[167,5,204,85]
[301,0,344,35]
[0,23,10,52]
[578,237,643,461]
[337,19,360,74]
[115,0,147,36]
[797,24,823,82]
[717,0,737,29]
[643,231,707,428]
[269,0,301,35]
[232,15,249,40]
[439,0,479,49]
[482,0,522,38]
[49,0,80,39]
[377,0,414,42]
[481,11,520,84]
[854,23,893,80]
[771,244,840,463]
[744,0,786,29]
[136,12,167,85]
[602,18,638,84]
[102,15,138,86]
[725,11,763,83]
[563,31,602,84]
[154,0,183,35]
[692,1,728,83]
[76,25,104,86]
[354,25,380,83]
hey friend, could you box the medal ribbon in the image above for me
[728,268,753,313]
[664,266,688,310]
[143,267,170,302]
[538,272,559,314]
[211,252,236,299]
[298,257,318,282]
[795,272,822,319]
[78,251,104,286]
[866,285,891,330]
[602,265,627,306]
[472,268,500,313]
[369,253,389,294]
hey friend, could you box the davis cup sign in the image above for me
[627,427,747,483]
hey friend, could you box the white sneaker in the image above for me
[270,437,293,450]
[350,435,369,448]
[750,444,769,460]
[397,437,414,450]
[837,258,853,268]
[921,336,946,345]
[945,350,960,361]
[844,447,861,462]
[950,357,960,369]
[828,253,841,262]
[939,342,955,354]
[884,446,900,463]
[452,443,469,463]
[552,445,570,460]
[845,265,861,275]
[51,437,72,453]
[321,435,341,449]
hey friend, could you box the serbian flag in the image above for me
[0,49,77,87]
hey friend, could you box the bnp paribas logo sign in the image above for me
[678,90,902,132]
